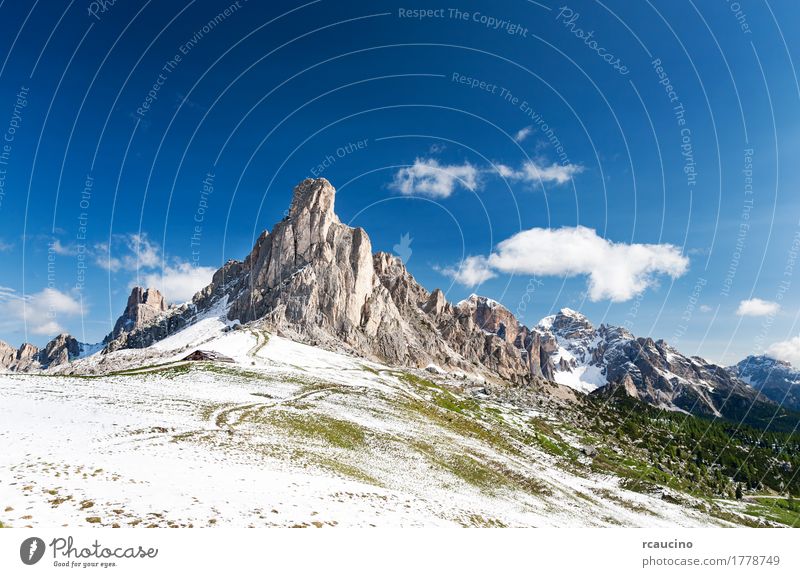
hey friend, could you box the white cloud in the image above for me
[699,304,712,313]
[390,158,479,198]
[767,336,800,367]
[139,262,215,304]
[736,298,780,317]
[0,239,13,252]
[439,256,496,286]
[440,226,688,301]
[0,287,84,336]
[496,159,583,185]
[514,126,533,142]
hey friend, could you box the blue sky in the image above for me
[0,0,799,366]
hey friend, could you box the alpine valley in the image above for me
[1,179,799,528]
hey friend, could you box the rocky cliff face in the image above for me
[107,287,167,341]
[455,294,556,381]
[205,178,537,382]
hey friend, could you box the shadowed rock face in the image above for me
[731,355,800,412]
[41,334,81,367]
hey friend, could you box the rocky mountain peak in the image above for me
[289,177,338,222]
[0,333,86,371]
[457,294,520,343]
[0,340,17,368]
[730,354,800,412]
[539,307,594,338]
[40,333,81,367]
[17,342,39,360]
[129,286,167,311]
[106,287,168,343]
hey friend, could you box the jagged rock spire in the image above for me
[106,287,167,343]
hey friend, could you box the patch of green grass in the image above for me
[400,395,521,457]
[747,498,800,527]
[397,373,534,458]
[706,507,763,528]
[244,409,367,450]
[309,454,381,486]
[359,364,380,376]
[198,402,235,423]
[398,372,435,388]
[199,363,270,381]
[113,361,272,381]
[535,433,569,457]
[412,442,505,492]
[110,361,190,376]
[590,446,689,496]
[592,488,653,515]
[413,442,548,496]
[297,381,340,395]
[464,514,507,527]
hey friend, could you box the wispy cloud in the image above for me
[51,239,78,256]
[0,287,83,336]
[95,233,161,272]
[92,233,213,304]
[513,126,533,142]
[390,158,479,198]
[495,159,583,185]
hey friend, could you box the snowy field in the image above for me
[0,314,755,528]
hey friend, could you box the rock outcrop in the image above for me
[0,333,83,371]
[106,287,167,342]
[40,333,81,367]
[0,340,17,368]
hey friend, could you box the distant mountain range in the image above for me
[2,178,798,428]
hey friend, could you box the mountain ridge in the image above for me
[1,178,796,427]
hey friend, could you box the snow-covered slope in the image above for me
[0,314,747,528]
